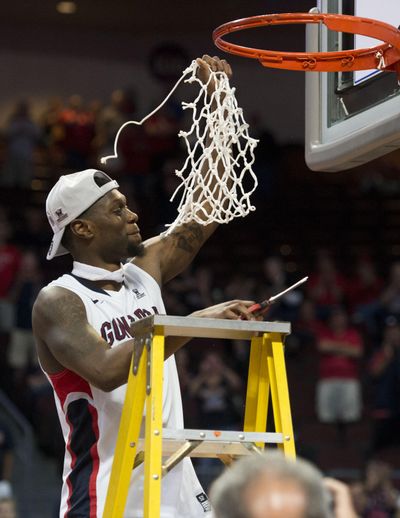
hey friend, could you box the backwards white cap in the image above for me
[46,169,119,260]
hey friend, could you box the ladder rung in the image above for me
[163,428,284,444]
[137,438,257,457]
[136,429,284,458]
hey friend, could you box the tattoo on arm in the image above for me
[55,293,99,356]
[38,288,108,361]
[169,222,204,254]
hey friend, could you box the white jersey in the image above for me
[45,262,211,518]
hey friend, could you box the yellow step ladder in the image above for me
[103,315,294,518]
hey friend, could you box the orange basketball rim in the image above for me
[213,13,400,76]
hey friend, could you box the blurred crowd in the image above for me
[0,92,192,234]
[1,94,400,517]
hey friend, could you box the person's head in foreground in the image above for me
[210,451,331,518]
[0,498,16,518]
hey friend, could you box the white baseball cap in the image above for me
[46,169,119,260]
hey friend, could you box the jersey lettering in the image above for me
[100,306,160,345]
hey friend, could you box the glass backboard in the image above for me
[305,0,400,172]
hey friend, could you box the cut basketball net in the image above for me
[101,60,258,233]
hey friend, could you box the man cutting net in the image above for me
[32,55,258,518]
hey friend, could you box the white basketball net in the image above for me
[101,61,258,232]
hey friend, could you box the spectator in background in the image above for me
[350,459,400,518]
[348,256,383,315]
[256,256,303,322]
[1,100,41,189]
[108,87,156,204]
[39,96,65,168]
[57,94,95,170]
[308,250,348,319]
[40,97,63,146]
[380,262,400,323]
[164,265,214,314]
[316,306,364,439]
[348,256,383,339]
[95,89,127,167]
[175,349,198,428]
[189,350,242,430]
[0,420,15,517]
[14,207,50,258]
[7,251,43,386]
[188,350,243,490]
[289,298,325,352]
[224,273,257,303]
[210,451,358,518]
[187,266,214,310]
[0,420,14,485]
[252,126,280,199]
[118,118,153,200]
[369,320,400,452]
[230,338,250,379]
[145,97,181,173]
[0,219,21,336]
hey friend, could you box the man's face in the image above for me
[88,189,144,262]
[244,474,307,518]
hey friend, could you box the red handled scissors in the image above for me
[248,276,308,316]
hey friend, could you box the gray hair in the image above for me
[210,451,332,518]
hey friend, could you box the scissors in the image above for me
[248,276,308,316]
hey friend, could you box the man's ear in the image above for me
[70,218,95,241]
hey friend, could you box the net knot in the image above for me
[182,102,196,110]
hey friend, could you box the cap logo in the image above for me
[55,208,68,223]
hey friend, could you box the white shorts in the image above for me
[316,378,362,423]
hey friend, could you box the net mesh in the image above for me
[101,61,258,232]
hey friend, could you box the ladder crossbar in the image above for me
[162,428,283,443]
[137,438,279,458]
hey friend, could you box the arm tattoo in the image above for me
[170,222,204,254]
[43,289,101,357]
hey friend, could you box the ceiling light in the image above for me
[56,1,77,14]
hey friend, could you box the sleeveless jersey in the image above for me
[45,262,211,518]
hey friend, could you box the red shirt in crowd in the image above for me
[0,244,21,297]
[347,277,383,312]
[307,272,349,307]
[317,327,363,380]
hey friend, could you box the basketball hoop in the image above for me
[213,13,400,76]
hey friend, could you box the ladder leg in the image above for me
[143,331,165,518]
[244,336,270,449]
[244,336,262,431]
[266,332,296,459]
[103,349,148,518]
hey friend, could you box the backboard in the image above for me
[305,0,400,172]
